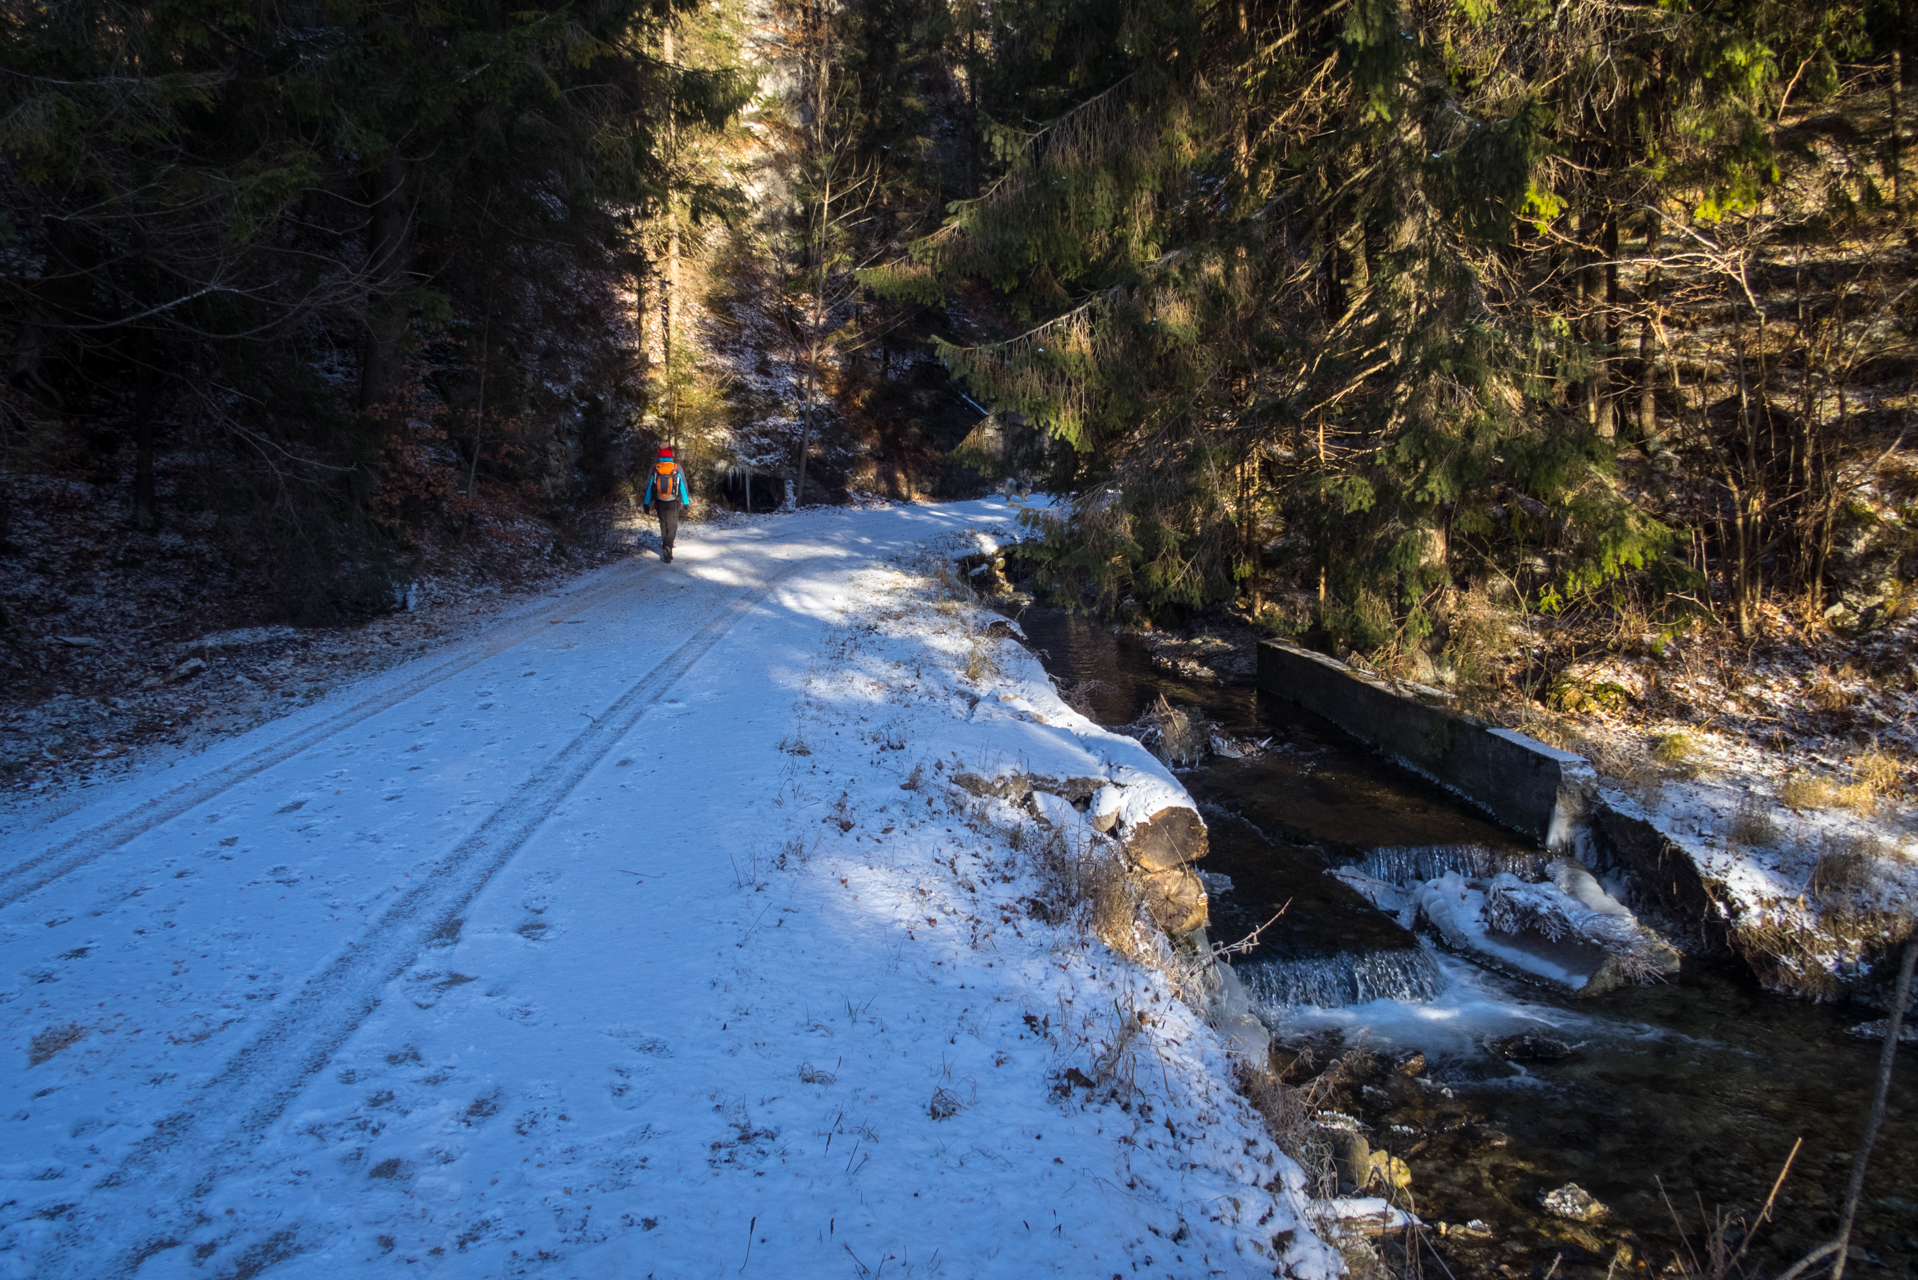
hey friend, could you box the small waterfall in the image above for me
[1236,946,1445,1009]
[1353,843,1548,887]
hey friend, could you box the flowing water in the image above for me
[1007,604,1917,1279]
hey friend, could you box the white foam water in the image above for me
[1253,952,1604,1057]
[1236,945,1446,1009]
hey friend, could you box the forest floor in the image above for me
[0,471,650,817]
[1517,607,1918,996]
[0,500,1336,1280]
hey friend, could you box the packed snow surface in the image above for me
[0,501,1334,1280]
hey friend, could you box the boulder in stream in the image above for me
[1540,1183,1606,1223]
[1325,1127,1372,1194]
[1488,1033,1574,1063]
[1368,1151,1412,1192]
[1847,1017,1918,1043]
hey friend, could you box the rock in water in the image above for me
[1368,1151,1413,1192]
[1488,1032,1573,1062]
[1325,1128,1371,1194]
[1541,1184,1605,1222]
[1847,1018,1918,1044]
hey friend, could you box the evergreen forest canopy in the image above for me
[4,0,1916,659]
[1,0,745,615]
[858,0,1918,662]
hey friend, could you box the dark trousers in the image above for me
[656,499,680,549]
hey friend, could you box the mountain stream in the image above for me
[1006,604,1916,1279]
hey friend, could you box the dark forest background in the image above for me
[7,0,1918,684]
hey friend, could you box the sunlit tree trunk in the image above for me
[1639,210,1660,436]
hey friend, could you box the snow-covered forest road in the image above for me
[2,502,1330,1280]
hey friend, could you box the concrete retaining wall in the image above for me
[1257,640,1595,849]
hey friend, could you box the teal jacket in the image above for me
[643,465,690,506]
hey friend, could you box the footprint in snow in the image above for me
[608,1065,645,1109]
[403,971,478,1009]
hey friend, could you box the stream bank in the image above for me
[1000,597,1917,1279]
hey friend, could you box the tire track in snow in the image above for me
[84,563,798,1277]
[0,563,660,911]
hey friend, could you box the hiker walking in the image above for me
[642,447,691,563]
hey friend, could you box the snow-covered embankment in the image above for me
[0,502,1340,1279]
[810,523,1342,1274]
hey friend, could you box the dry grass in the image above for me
[1653,731,1701,766]
[1805,678,1857,712]
[1732,915,1849,1000]
[1235,1062,1325,1178]
[1025,823,1140,949]
[1331,1237,1391,1280]
[1059,677,1120,721]
[927,1086,964,1119]
[1728,793,1779,851]
[1779,772,1843,811]
[1654,1141,1802,1280]
[1132,695,1210,766]
[1514,711,1573,749]
[1734,893,1912,1001]
[963,638,998,684]
[1809,832,1891,896]
[1441,582,1520,697]
[1785,746,1903,813]
[1852,747,1904,801]
[1648,729,1714,783]
[1576,735,1665,806]
[29,1023,86,1067]
[1779,749,1898,815]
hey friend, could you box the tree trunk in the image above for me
[359,154,412,430]
[1576,206,1610,437]
[1889,50,1907,230]
[795,11,831,509]
[1639,210,1661,436]
[661,25,679,450]
[467,289,492,501]
[1808,386,1849,611]
[1729,338,1764,639]
[132,362,157,532]
[1598,211,1619,440]
[1233,1,1252,185]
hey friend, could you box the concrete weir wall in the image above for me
[1257,640,1595,849]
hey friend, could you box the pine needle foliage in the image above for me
[1,0,750,614]
[870,0,1888,636]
